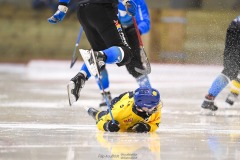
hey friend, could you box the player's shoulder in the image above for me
[152,103,162,115]
[111,91,134,106]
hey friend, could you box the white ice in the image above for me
[0,60,239,160]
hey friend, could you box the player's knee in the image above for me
[117,47,133,66]
[126,65,142,78]
[221,69,236,81]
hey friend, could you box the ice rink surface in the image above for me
[0,60,240,160]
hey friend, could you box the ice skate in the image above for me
[87,107,99,120]
[201,95,218,111]
[79,49,106,77]
[201,100,218,111]
[67,72,86,106]
[99,91,112,108]
[200,95,218,115]
[225,92,238,106]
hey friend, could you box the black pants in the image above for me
[222,20,240,80]
[124,25,144,78]
[76,3,132,66]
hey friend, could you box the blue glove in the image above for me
[123,0,137,16]
[48,5,68,24]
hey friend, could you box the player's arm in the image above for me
[96,99,124,132]
[132,115,160,133]
[132,104,161,132]
[147,110,161,132]
[147,103,162,132]
[48,0,70,24]
[97,92,132,132]
[97,115,120,132]
[136,0,150,34]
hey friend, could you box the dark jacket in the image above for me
[59,0,118,4]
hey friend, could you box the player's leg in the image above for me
[79,3,132,77]
[201,73,229,111]
[68,4,109,104]
[226,76,240,105]
[224,17,240,106]
[71,4,131,105]
[75,6,113,106]
[78,3,131,107]
[87,107,108,120]
[67,64,91,105]
[96,66,112,107]
[124,25,151,87]
[201,20,240,111]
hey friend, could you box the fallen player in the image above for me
[86,87,162,132]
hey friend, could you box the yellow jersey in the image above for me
[96,92,161,132]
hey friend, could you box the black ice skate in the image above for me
[201,95,218,115]
[87,107,99,120]
[67,72,86,106]
[225,92,238,106]
[79,49,106,77]
[99,91,112,108]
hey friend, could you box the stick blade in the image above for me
[70,57,78,68]
[134,66,151,75]
[134,48,151,75]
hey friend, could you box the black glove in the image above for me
[132,122,150,133]
[104,120,120,132]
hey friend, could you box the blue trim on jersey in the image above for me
[118,0,150,34]
[208,74,229,97]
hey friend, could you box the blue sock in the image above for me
[103,46,123,64]
[96,67,109,90]
[136,75,151,88]
[81,63,91,78]
[208,74,229,97]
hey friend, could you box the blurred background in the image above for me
[0,0,238,65]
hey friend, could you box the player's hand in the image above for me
[123,0,136,16]
[132,122,150,133]
[104,120,120,132]
[48,5,68,24]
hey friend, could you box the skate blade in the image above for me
[67,81,77,106]
[200,108,216,116]
[79,49,98,77]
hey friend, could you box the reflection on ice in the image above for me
[95,132,160,160]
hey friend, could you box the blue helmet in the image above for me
[134,87,160,109]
